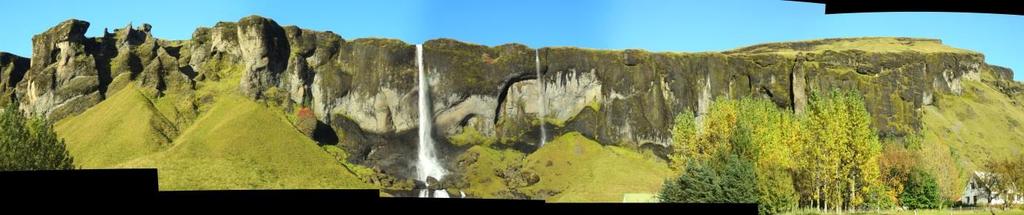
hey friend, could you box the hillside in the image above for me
[454,132,672,201]
[117,94,371,190]
[919,72,1024,200]
[520,132,673,202]
[54,84,175,167]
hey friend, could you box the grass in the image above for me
[518,132,674,202]
[57,60,374,190]
[458,145,526,198]
[150,92,197,129]
[117,94,372,190]
[448,126,497,147]
[729,37,977,56]
[920,79,1024,200]
[55,84,174,168]
[785,208,1024,215]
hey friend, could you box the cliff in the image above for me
[0,16,1017,189]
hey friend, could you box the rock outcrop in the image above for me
[0,52,29,106]
[0,17,1014,182]
[236,16,289,99]
[14,19,105,120]
[11,19,196,120]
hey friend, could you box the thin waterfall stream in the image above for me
[536,49,547,146]
[415,44,448,198]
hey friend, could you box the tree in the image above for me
[668,98,802,214]
[801,90,884,211]
[668,99,740,170]
[696,99,740,160]
[878,140,916,208]
[843,91,883,209]
[659,154,757,204]
[736,98,802,214]
[669,108,697,171]
[899,168,941,209]
[659,159,720,203]
[665,92,886,213]
[0,103,74,170]
[985,159,1024,209]
[974,170,1003,208]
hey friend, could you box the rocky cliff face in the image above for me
[10,19,195,120]
[0,52,29,106]
[0,16,1012,182]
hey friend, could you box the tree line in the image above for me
[659,90,949,214]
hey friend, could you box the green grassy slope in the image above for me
[57,58,372,190]
[55,84,176,168]
[456,145,527,198]
[920,76,1024,200]
[519,132,673,202]
[728,37,976,56]
[117,94,371,190]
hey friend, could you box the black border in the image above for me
[0,169,757,213]
[791,0,1024,16]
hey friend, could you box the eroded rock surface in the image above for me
[0,17,1012,183]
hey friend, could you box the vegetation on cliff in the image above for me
[0,17,1022,212]
[920,74,1024,201]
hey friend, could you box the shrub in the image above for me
[899,168,941,209]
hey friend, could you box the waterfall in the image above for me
[416,44,446,197]
[417,189,450,198]
[536,49,547,146]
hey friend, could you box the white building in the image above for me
[959,171,1024,206]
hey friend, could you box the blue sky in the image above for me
[1,0,1021,80]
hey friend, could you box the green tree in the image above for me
[659,159,720,203]
[668,98,803,214]
[899,168,941,209]
[0,103,74,170]
[659,154,757,204]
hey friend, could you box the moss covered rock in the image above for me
[0,52,29,106]
[1,17,1016,194]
